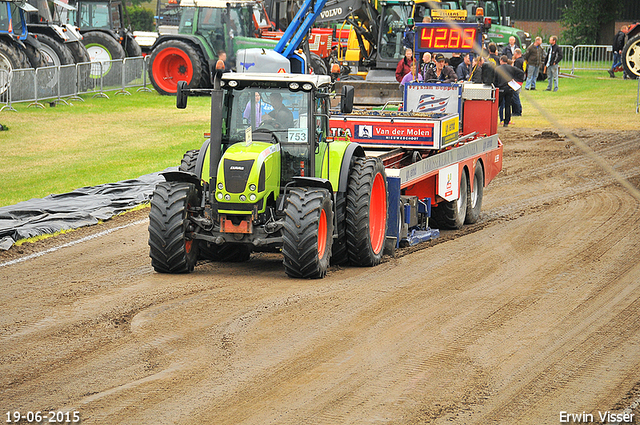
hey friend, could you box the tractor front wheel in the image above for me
[282,188,334,278]
[148,181,200,273]
[346,157,388,267]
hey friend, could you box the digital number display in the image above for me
[415,23,481,53]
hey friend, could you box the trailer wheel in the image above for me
[37,34,75,66]
[149,40,205,95]
[148,181,200,273]
[346,157,388,267]
[465,161,484,224]
[432,169,468,230]
[282,188,334,278]
[622,34,640,79]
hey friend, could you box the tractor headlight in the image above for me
[289,82,299,90]
[249,184,256,191]
[228,80,238,87]
[240,195,246,201]
[224,194,231,201]
[218,182,224,190]
[302,83,313,91]
[249,194,257,201]
[217,192,223,200]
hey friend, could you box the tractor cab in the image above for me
[213,72,333,215]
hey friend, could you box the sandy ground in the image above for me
[2,127,640,425]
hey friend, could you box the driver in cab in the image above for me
[262,92,294,129]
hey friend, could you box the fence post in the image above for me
[28,68,45,109]
[116,57,131,96]
[0,70,17,112]
[137,55,152,93]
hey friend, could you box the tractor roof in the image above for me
[221,73,332,90]
[179,0,257,7]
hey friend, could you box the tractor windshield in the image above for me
[378,3,411,61]
[223,87,311,183]
[70,1,110,29]
[0,4,9,31]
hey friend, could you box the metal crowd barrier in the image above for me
[0,56,151,110]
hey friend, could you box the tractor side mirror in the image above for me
[176,80,189,109]
[340,85,354,114]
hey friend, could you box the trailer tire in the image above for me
[37,34,75,66]
[432,169,468,230]
[622,34,640,79]
[346,157,388,267]
[282,188,334,279]
[148,181,200,273]
[149,40,206,95]
[465,161,484,224]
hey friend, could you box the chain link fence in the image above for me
[1,56,152,111]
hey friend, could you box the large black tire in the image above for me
[37,34,75,66]
[148,181,200,273]
[622,34,640,79]
[0,40,29,71]
[465,161,484,224]
[431,169,468,230]
[309,52,328,75]
[179,149,200,174]
[82,31,126,86]
[24,41,47,68]
[330,191,349,266]
[149,39,207,96]
[282,188,334,279]
[124,35,142,58]
[345,157,389,267]
[67,40,91,64]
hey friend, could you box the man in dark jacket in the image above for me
[495,55,524,127]
[544,35,563,91]
[512,49,525,116]
[609,25,627,78]
[456,53,472,81]
[501,36,517,60]
[523,36,544,90]
[424,53,457,83]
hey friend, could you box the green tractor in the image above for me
[147,0,277,95]
[148,70,389,278]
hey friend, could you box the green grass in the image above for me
[0,90,213,207]
[0,72,638,207]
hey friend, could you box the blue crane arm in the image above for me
[274,0,328,58]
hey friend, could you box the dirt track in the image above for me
[2,128,640,425]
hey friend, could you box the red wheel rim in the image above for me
[152,47,193,94]
[369,172,386,255]
[185,239,193,254]
[318,209,327,259]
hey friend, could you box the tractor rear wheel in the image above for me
[37,34,75,66]
[432,169,468,229]
[149,40,205,95]
[148,181,200,273]
[465,161,484,224]
[83,31,126,85]
[622,34,640,79]
[282,188,334,278]
[67,40,91,64]
[345,157,388,267]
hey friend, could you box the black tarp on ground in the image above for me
[0,171,169,250]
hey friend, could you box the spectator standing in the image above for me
[403,18,415,49]
[400,61,423,89]
[544,35,563,91]
[218,50,231,72]
[469,55,484,83]
[421,52,435,79]
[495,55,524,127]
[487,43,500,67]
[609,25,627,78]
[512,48,525,116]
[501,36,517,60]
[396,48,414,82]
[523,37,544,90]
[424,53,457,83]
[449,52,463,71]
[456,53,472,81]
